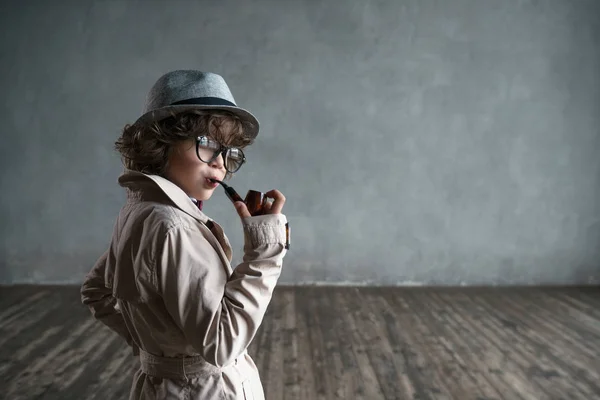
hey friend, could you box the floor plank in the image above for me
[1,285,599,400]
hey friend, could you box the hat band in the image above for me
[170,97,236,107]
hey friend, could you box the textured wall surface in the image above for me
[1,0,599,285]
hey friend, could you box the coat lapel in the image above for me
[118,170,233,271]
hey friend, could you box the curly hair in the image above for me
[114,110,255,177]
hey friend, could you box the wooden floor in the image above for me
[0,286,599,400]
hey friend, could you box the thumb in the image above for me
[234,201,251,219]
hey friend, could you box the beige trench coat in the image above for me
[80,170,288,399]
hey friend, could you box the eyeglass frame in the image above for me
[195,135,247,173]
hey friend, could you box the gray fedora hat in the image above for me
[133,70,259,139]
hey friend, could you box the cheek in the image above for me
[176,143,200,165]
[168,143,203,177]
[181,150,201,168]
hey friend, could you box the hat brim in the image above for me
[132,104,260,139]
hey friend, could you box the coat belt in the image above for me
[139,349,220,380]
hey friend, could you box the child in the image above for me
[81,70,289,400]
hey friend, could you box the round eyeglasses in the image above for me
[195,136,246,173]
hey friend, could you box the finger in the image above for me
[264,190,285,214]
[264,189,284,200]
[234,201,251,218]
[262,200,272,212]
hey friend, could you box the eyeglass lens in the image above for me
[196,136,244,172]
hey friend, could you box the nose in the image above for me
[209,151,225,169]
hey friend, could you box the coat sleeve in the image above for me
[158,213,288,368]
[80,250,137,352]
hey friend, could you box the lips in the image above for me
[205,177,220,188]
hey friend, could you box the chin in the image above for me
[196,191,213,201]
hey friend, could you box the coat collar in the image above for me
[117,169,210,224]
[117,169,233,263]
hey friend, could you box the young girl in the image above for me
[81,70,289,400]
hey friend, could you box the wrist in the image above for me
[243,214,288,247]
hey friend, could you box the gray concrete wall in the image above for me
[1,0,599,285]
